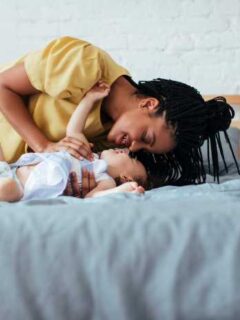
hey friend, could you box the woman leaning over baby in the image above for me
[0,36,239,197]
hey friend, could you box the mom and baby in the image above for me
[0,36,239,201]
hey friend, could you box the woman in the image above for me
[0,36,238,196]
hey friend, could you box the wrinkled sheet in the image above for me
[1,173,240,320]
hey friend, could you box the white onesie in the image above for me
[0,151,112,201]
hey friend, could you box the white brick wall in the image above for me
[0,0,240,94]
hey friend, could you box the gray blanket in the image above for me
[0,128,240,320]
[0,177,240,320]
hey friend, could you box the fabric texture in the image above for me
[0,36,130,162]
[0,161,21,185]
[0,161,13,178]
[0,174,240,320]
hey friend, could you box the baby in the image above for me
[0,81,147,202]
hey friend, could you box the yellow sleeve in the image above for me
[24,36,102,99]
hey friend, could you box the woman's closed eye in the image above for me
[141,131,151,145]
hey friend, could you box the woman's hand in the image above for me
[64,169,97,198]
[43,136,93,160]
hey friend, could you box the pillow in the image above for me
[201,127,240,177]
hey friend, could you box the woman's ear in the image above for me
[138,97,159,112]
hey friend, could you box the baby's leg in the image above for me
[0,177,23,202]
[0,161,23,202]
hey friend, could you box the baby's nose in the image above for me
[116,148,129,154]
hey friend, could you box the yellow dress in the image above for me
[0,36,130,162]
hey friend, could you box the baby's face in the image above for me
[100,148,147,186]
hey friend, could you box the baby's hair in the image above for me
[114,158,148,189]
[125,77,240,188]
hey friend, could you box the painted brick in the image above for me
[0,0,239,94]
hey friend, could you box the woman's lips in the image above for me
[116,134,131,147]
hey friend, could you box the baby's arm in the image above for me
[66,81,110,140]
[85,180,145,198]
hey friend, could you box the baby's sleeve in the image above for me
[24,36,102,99]
[0,161,12,178]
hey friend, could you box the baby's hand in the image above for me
[86,81,110,101]
[116,181,145,194]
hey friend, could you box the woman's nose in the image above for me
[129,141,142,152]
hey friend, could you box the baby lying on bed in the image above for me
[0,82,146,202]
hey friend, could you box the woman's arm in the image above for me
[0,63,93,158]
[0,64,48,152]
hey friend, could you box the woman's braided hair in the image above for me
[127,77,240,189]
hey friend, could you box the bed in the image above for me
[0,97,240,320]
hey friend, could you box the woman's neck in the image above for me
[102,76,138,121]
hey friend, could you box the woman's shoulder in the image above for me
[46,36,93,51]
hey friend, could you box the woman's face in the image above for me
[107,108,176,154]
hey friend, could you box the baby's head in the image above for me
[100,148,147,187]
